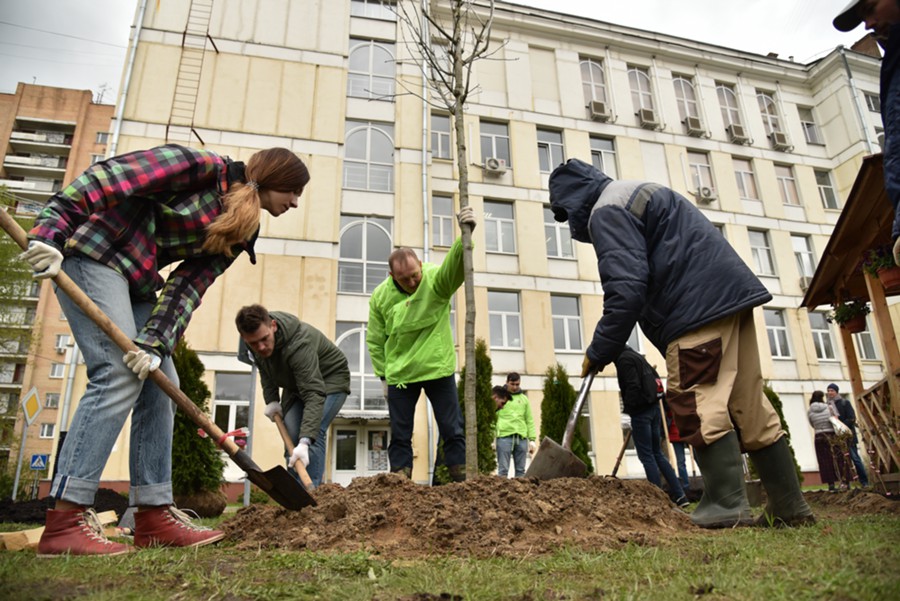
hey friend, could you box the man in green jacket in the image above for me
[236,304,350,488]
[495,372,536,478]
[367,207,477,482]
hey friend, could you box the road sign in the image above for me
[21,387,41,426]
[30,454,49,471]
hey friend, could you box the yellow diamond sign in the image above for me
[21,387,41,426]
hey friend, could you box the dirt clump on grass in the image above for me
[224,473,694,558]
[804,488,900,517]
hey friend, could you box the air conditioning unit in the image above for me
[770,131,792,151]
[684,116,704,137]
[589,100,611,122]
[726,124,749,145]
[695,186,717,204]
[483,157,507,175]
[637,108,659,129]
[799,275,813,292]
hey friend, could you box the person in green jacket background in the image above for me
[236,304,350,488]
[494,373,536,478]
[367,206,477,482]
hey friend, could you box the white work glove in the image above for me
[457,206,477,231]
[123,349,161,381]
[290,437,311,468]
[19,240,63,280]
[263,402,283,422]
[894,237,900,267]
[529,440,537,456]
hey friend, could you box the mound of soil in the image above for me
[0,488,129,524]
[224,473,695,558]
[804,488,900,516]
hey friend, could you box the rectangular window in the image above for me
[55,334,70,353]
[95,132,109,144]
[764,309,792,358]
[213,372,252,435]
[431,114,451,160]
[815,170,839,210]
[798,107,824,145]
[589,137,617,178]
[854,319,879,360]
[551,295,582,351]
[733,158,759,200]
[808,312,836,361]
[865,93,881,113]
[792,235,816,278]
[49,362,65,378]
[687,151,713,190]
[544,206,574,259]
[40,423,56,439]
[350,0,396,20]
[483,200,516,254]
[480,121,511,165]
[775,165,800,205]
[488,290,522,349]
[90,154,104,164]
[45,393,60,409]
[432,195,454,247]
[749,230,776,276]
[537,129,565,173]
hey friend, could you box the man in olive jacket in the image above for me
[367,207,476,481]
[236,304,350,488]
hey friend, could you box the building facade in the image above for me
[12,0,897,492]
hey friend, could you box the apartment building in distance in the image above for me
[19,0,898,493]
[0,83,113,485]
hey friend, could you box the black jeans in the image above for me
[387,374,465,471]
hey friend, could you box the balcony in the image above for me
[0,178,60,204]
[3,154,68,179]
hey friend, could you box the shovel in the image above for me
[273,413,315,491]
[525,370,595,480]
[0,211,315,510]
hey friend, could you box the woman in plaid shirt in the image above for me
[20,144,309,556]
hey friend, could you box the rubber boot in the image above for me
[448,464,466,482]
[38,508,133,557]
[690,431,754,529]
[134,506,225,548]
[749,437,816,527]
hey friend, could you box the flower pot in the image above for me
[877,265,900,293]
[840,314,867,334]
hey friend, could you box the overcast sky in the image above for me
[0,0,871,103]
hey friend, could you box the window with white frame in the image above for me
[792,235,817,278]
[348,39,395,99]
[865,93,881,113]
[764,309,792,358]
[544,206,574,259]
[853,320,879,360]
[815,170,839,210]
[628,66,654,112]
[344,120,394,192]
[480,121,511,165]
[537,129,565,173]
[673,75,699,121]
[213,372,251,436]
[0,392,11,415]
[350,0,396,20]
[431,114,451,160]
[580,57,607,105]
[798,107,823,145]
[551,295,582,351]
[757,90,782,135]
[0,363,14,384]
[40,423,55,439]
[775,165,800,205]
[432,195,454,247]
[716,82,742,127]
[808,312,837,361]
[589,137,617,178]
[49,362,65,378]
[687,151,713,190]
[90,154,104,164]
[733,158,759,200]
[488,290,522,349]
[54,334,70,353]
[45,392,60,408]
[337,322,387,413]
[483,200,516,254]
[338,216,391,294]
[749,230,776,276]
[96,132,109,144]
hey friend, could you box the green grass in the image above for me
[1,513,898,600]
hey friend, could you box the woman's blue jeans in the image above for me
[630,405,685,500]
[282,391,348,488]
[51,255,178,507]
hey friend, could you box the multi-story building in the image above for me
[21,0,896,494]
[0,83,113,486]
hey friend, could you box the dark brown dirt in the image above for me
[0,488,129,524]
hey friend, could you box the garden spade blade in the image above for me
[228,447,315,510]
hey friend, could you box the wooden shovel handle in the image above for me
[0,210,240,456]
[273,413,314,490]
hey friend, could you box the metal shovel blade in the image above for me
[524,436,588,480]
[231,447,316,509]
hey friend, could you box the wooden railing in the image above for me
[856,373,900,485]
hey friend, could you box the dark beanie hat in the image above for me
[827,383,839,393]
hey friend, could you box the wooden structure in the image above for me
[801,154,900,492]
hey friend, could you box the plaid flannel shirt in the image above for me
[29,144,253,357]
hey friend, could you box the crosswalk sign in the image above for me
[30,454,49,471]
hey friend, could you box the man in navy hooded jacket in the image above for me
[548,158,814,528]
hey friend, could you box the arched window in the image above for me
[344,121,394,192]
[348,39,395,99]
[338,216,391,294]
[335,322,387,413]
[580,58,606,106]
[673,76,699,121]
[627,66,654,112]
[716,83,742,127]
[757,91,781,135]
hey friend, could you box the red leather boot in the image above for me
[38,508,133,557]
[134,506,225,548]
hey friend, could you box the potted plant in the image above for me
[862,244,900,293]
[827,299,871,333]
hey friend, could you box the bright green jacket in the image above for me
[367,238,466,386]
[495,392,536,440]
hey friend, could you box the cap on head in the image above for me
[827,383,840,393]
[833,0,864,32]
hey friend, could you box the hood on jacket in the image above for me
[548,158,613,243]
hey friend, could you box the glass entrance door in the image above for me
[331,426,390,486]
